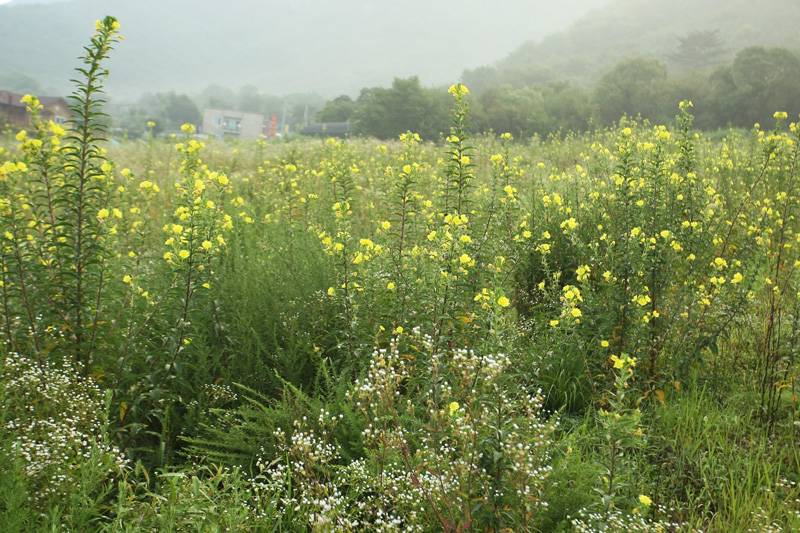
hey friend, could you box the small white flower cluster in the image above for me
[2,355,128,504]
[570,504,683,532]
[251,413,414,531]
[347,332,557,527]
[200,382,238,405]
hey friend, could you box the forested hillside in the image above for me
[463,0,800,91]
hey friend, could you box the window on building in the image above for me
[223,118,240,131]
[213,117,222,126]
[54,116,67,124]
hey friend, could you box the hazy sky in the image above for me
[0,0,609,99]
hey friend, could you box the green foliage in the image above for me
[593,57,671,126]
[317,94,358,123]
[667,29,729,72]
[3,14,800,533]
[708,46,800,129]
[355,76,451,140]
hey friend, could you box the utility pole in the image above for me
[280,99,287,137]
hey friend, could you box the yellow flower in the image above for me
[459,253,471,264]
[550,320,559,327]
[497,296,510,307]
[601,340,609,348]
[387,282,395,291]
[571,308,582,318]
[448,401,460,416]
[122,275,132,284]
[381,221,391,230]
[732,272,743,284]
[611,355,624,369]
[97,208,109,219]
[638,495,652,506]
[202,240,212,250]
[327,287,335,296]
[178,249,190,259]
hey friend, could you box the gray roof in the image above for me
[0,90,68,109]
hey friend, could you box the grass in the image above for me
[0,21,799,530]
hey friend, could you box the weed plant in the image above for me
[0,15,799,532]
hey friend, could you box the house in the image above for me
[0,90,72,130]
[202,108,265,140]
[300,122,350,139]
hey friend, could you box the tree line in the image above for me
[318,46,800,140]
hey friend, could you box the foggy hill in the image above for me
[464,0,800,90]
[0,0,605,101]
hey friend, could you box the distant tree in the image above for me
[164,93,201,129]
[355,77,450,140]
[133,91,201,131]
[477,84,547,139]
[708,46,800,128]
[539,81,593,135]
[460,66,499,94]
[592,57,670,126]
[198,84,237,110]
[666,72,715,129]
[667,29,728,71]
[317,95,358,123]
[238,85,264,113]
[0,71,42,94]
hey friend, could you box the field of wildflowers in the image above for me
[1,17,799,532]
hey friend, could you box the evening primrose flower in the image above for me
[387,282,395,291]
[497,296,510,307]
[178,250,190,259]
[448,83,469,97]
[448,401,460,416]
[97,208,109,219]
[638,495,652,506]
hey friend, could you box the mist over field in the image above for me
[0,0,607,99]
